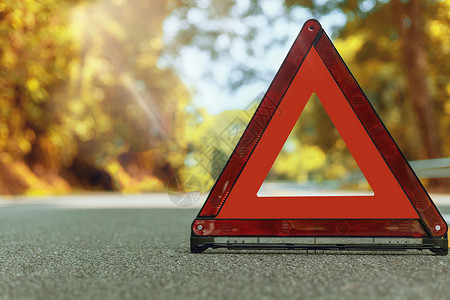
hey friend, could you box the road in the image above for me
[0,195,448,299]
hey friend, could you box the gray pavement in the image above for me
[0,199,449,299]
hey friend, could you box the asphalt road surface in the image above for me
[0,197,449,300]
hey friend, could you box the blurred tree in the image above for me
[165,0,449,190]
[66,0,192,191]
[0,0,194,194]
[313,0,448,162]
[0,0,77,194]
[0,0,447,194]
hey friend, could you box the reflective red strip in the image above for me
[193,219,427,237]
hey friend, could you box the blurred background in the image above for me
[0,0,448,198]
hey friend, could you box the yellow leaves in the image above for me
[74,117,95,141]
[136,39,164,69]
[445,91,450,115]
[105,160,165,193]
[84,57,111,80]
[0,0,195,194]
[0,124,9,139]
[166,150,186,170]
[25,77,47,102]
[48,130,63,148]
[17,136,31,154]
[10,161,71,196]
[334,34,365,62]
[24,8,36,28]
[272,143,326,182]
[2,48,17,68]
[94,114,112,134]
[0,152,13,164]
[428,20,449,52]
[0,124,9,150]
[136,53,159,70]
[335,139,346,151]
[429,19,446,36]
[10,9,23,29]
[324,164,347,180]
[106,160,121,174]
[1,1,37,30]
[136,176,164,192]
[68,100,85,115]
[180,165,215,193]
[0,1,74,105]
[150,38,163,52]
[301,145,327,171]
[26,78,40,92]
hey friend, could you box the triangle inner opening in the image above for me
[257,93,374,197]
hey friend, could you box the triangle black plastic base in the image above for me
[190,235,448,255]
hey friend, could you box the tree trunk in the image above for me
[392,0,447,191]
[392,0,442,160]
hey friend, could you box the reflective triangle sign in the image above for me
[191,20,448,255]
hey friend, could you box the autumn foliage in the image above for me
[0,0,448,195]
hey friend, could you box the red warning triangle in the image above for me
[191,20,447,253]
